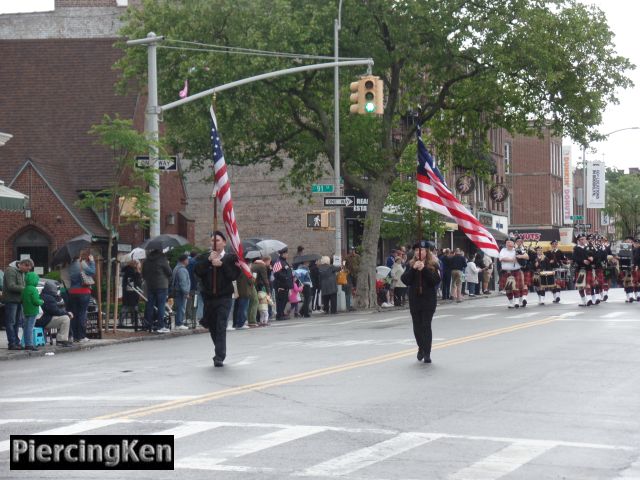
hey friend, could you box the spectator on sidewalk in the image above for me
[142,248,172,333]
[171,254,191,330]
[465,256,480,297]
[2,258,32,350]
[294,262,312,317]
[37,281,73,347]
[120,259,142,329]
[479,252,493,294]
[186,250,203,325]
[318,256,340,314]
[450,249,467,303]
[439,249,453,300]
[391,256,407,306]
[21,271,43,351]
[68,251,95,343]
[272,248,294,320]
[234,268,254,329]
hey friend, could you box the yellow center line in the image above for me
[94,316,559,420]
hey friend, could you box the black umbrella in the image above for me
[51,234,92,266]
[224,239,261,255]
[143,234,189,251]
[293,253,321,264]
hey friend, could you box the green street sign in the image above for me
[312,184,334,193]
[571,215,584,220]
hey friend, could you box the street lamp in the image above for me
[581,126,640,233]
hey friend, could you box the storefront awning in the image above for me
[0,180,28,211]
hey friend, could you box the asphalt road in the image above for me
[1,288,640,479]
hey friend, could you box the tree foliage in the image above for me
[115,0,633,307]
[605,173,640,238]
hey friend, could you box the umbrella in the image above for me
[51,234,92,266]
[245,250,262,260]
[293,253,321,264]
[256,239,287,256]
[120,247,146,263]
[0,180,28,212]
[376,266,391,280]
[226,238,261,254]
[143,234,189,251]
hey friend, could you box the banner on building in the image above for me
[586,160,606,208]
[562,146,573,224]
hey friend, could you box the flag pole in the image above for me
[417,204,423,294]
[212,94,218,295]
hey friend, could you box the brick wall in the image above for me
[1,165,86,268]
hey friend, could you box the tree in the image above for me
[605,174,640,238]
[116,0,633,307]
[76,115,160,329]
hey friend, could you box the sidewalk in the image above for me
[1,290,503,361]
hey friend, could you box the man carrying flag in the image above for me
[193,106,250,368]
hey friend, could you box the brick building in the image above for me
[0,0,191,273]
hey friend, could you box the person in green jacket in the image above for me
[3,258,33,350]
[21,271,43,351]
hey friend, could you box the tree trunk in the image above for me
[354,180,392,309]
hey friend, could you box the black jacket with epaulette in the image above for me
[194,252,241,300]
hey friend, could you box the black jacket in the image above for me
[273,257,294,290]
[450,255,467,271]
[36,282,69,328]
[122,265,142,307]
[573,245,594,271]
[401,263,441,312]
[194,252,241,300]
[142,250,172,290]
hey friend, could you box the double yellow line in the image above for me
[95,316,558,420]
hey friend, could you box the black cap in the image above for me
[212,230,226,241]
[576,233,586,240]
[551,239,558,244]
[413,240,435,250]
[278,247,288,254]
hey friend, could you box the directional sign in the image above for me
[570,215,584,220]
[574,223,592,229]
[312,184,334,193]
[135,156,178,171]
[324,196,354,207]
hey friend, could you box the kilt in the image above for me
[522,270,533,287]
[499,270,524,292]
[595,268,609,289]
[575,269,594,289]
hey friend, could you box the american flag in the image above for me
[416,127,500,257]
[210,106,253,278]
[272,261,282,274]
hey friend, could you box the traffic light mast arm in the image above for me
[161,59,374,113]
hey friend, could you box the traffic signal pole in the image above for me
[334,0,344,266]
[127,33,372,237]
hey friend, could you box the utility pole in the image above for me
[334,0,344,265]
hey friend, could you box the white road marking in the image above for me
[296,432,441,477]
[506,312,539,319]
[449,442,553,480]
[463,314,496,320]
[152,421,223,439]
[0,395,197,403]
[602,311,627,318]
[370,316,409,323]
[176,425,326,470]
[559,311,581,317]
[433,314,454,319]
[0,419,128,453]
[235,356,259,366]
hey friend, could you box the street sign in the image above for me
[323,196,354,207]
[311,184,334,193]
[135,155,178,171]
[570,215,584,220]
[574,223,592,229]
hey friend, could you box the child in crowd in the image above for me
[288,277,304,318]
[21,271,43,351]
[257,289,272,326]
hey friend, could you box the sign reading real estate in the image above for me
[586,160,605,208]
[562,146,573,224]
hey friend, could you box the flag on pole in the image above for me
[210,106,253,278]
[416,127,500,257]
[179,79,189,99]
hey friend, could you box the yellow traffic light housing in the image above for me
[349,75,383,115]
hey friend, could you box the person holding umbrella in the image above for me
[401,240,441,364]
[194,231,241,367]
[141,248,172,333]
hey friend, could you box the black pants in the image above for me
[276,289,289,319]
[441,273,451,299]
[300,285,312,317]
[410,308,435,358]
[322,293,337,314]
[393,287,407,306]
[203,297,232,362]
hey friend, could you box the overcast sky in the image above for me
[1,0,638,172]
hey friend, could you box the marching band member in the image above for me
[573,233,598,307]
[499,239,525,308]
[531,246,550,305]
[545,239,567,303]
[593,235,611,302]
[634,238,640,302]
[619,236,635,303]
[513,237,531,307]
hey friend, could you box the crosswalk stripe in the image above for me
[449,442,553,480]
[295,432,441,477]
[176,425,326,470]
[152,421,223,439]
[0,419,127,453]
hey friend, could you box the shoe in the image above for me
[77,337,90,343]
[514,304,520,309]
[539,302,545,306]
[603,294,608,302]
[554,297,560,303]
[157,328,170,333]
[213,358,224,367]
[595,299,601,305]
[417,349,424,361]
[248,324,259,328]
[423,357,432,364]
[455,300,462,303]
[235,325,250,330]
[469,294,475,297]
[8,344,22,351]
[57,341,73,347]
[521,299,527,307]
[508,305,515,309]
[587,300,593,306]
[175,325,189,330]
[25,345,38,351]
[483,290,490,295]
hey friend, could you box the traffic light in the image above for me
[349,75,383,115]
[306,211,332,229]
